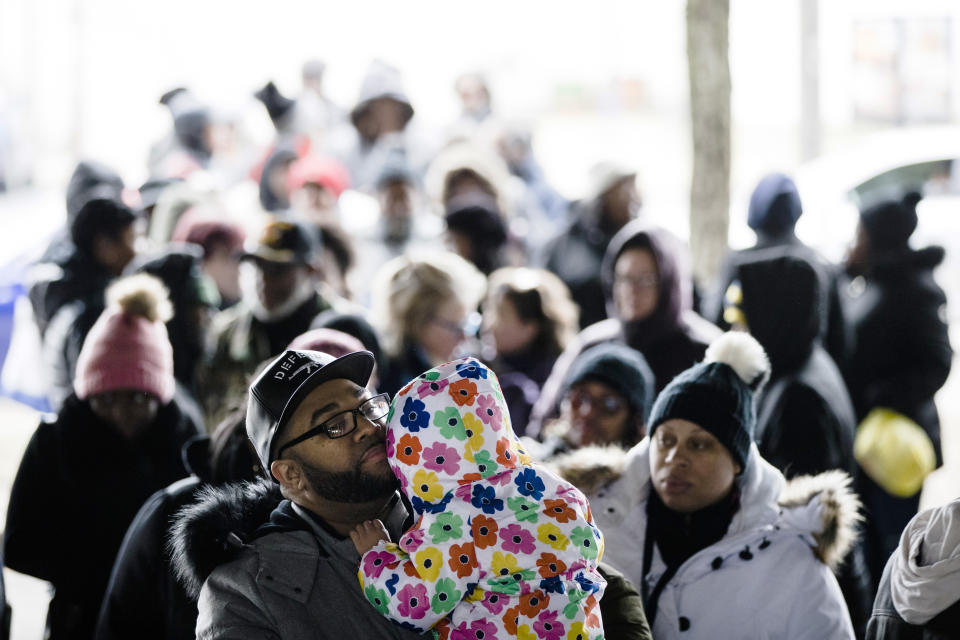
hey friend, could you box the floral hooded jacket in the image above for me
[358,357,607,640]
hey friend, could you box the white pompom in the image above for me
[705,331,770,389]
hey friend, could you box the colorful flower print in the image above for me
[569,527,599,560]
[566,622,586,640]
[539,576,565,594]
[533,610,564,640]
[515,468,545,500]
[506,496,540,523]
[584,594,601,628]
[472,450,499,479]
[457,472,483,487]
[486,575,522,595]
[411,492,453,516]
[385,572,400,595]
[396,434,423,465]
[480,590,507,615]
[490,551,522,579]
[476,394,503,430]
[574,572,601,594]
[428,512,464,543]
[365,585,390,615]
[385,426,396,457]
[496,438,517,467]
[435,407,468,441]
[400,397,430,432]
[471,514,499,548]
[417,377,449,397]
[470,484,504,514]
[503,606,522,635]
[431,577,461,615]
[456,360,487,379]
[414,546,443,581]
[448,378,479,407]
[499,523,537,554]
[517,625,537,640]
[452,619,498,640]
[536,553,568,579]
[423,441,461,475]
[542,499,577,524]
[396,582,430,619]
[363,550,398,579]
[412,469,444,502]
[537,523,570,551]
[463,414,485,458]
[447,541,478,578]
[519,589,550,618]
[562,590,586,620]
[400,526,425,552]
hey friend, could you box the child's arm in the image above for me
[350,519,390,555]
[355,508,481,633]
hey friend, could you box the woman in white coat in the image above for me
[553,332,860,639]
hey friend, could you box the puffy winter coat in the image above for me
[549,440,859,639]
[362,357,606,638]
[3,394,199,640]
[866,499,960,640]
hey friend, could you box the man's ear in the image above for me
[271,458,302,488]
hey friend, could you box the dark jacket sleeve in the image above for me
[597,562,652,640]
[3,422,69,584]
[865,556,922,640]
[94,484,198,640]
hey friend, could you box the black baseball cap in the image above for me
[242,219,317,265]
[246,349,375,473]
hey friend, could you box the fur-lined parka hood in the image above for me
[548,440,861,569]
[167,479,283,598]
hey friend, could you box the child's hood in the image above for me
[386,357,532,512]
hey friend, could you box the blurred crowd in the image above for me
[0,58,956,640]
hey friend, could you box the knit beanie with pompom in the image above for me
[647,332,770,470]
[74,273,176,404]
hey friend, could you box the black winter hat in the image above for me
[859,192,920,252]
[648,332,770,470]
[563,342,655,423]
[254,81,296,129]
[66,160,125,224]
[70,197,137,255]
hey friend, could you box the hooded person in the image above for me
[731,251,871,635]
[94,409,259,640]
[866,498,960,639]
[349,357,608,639]
[528,221,720,439]
[151,88,212,177]
[547,332,859,639]
[4,274,200,640]
[704,172,848,364]
[842,193,953,589]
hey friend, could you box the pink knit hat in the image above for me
[74,274,176,404]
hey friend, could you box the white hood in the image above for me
[891,498,960,625]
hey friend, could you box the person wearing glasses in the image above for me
[371,252,486,397]
[169,348,426,639]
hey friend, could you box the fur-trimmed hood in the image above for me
[548,440,861,569]
[167,479,283,598]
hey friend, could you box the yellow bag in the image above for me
[854,407,936,498]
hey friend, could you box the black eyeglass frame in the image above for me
[275,393,390,459]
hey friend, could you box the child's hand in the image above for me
[350,519,390,555]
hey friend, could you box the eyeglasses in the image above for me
[276,393,391,458]
[566,389,626,416]
[430,311,482,338]
[613,273,659,289]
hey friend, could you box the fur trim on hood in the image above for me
[549,443,861,570]
[167,479,283,598]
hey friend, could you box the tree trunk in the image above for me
[686,0,731,289]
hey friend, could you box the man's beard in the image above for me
[300,458,399,503]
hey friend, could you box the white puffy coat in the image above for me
[552,440,858,640]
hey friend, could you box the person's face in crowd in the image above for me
[253,259,309,311]
[601,178,640,229]
[456,76,490,117]
[271,378,397,503]
[561,380,635,447]
[204,240,242,305]
[378,180,414,221]
[94,224,137,275]
[419,298,468,364]
[445,170,496,202]
[267,159,295,205]
[89,389,161,440]
[613,247,660,322]
[649,419,741,514]
[292,183,338,222]
[369,98,408,136]
[486,294,538,356]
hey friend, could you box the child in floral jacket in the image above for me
[350,357,606,640]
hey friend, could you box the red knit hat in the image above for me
[74,274,176,404]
